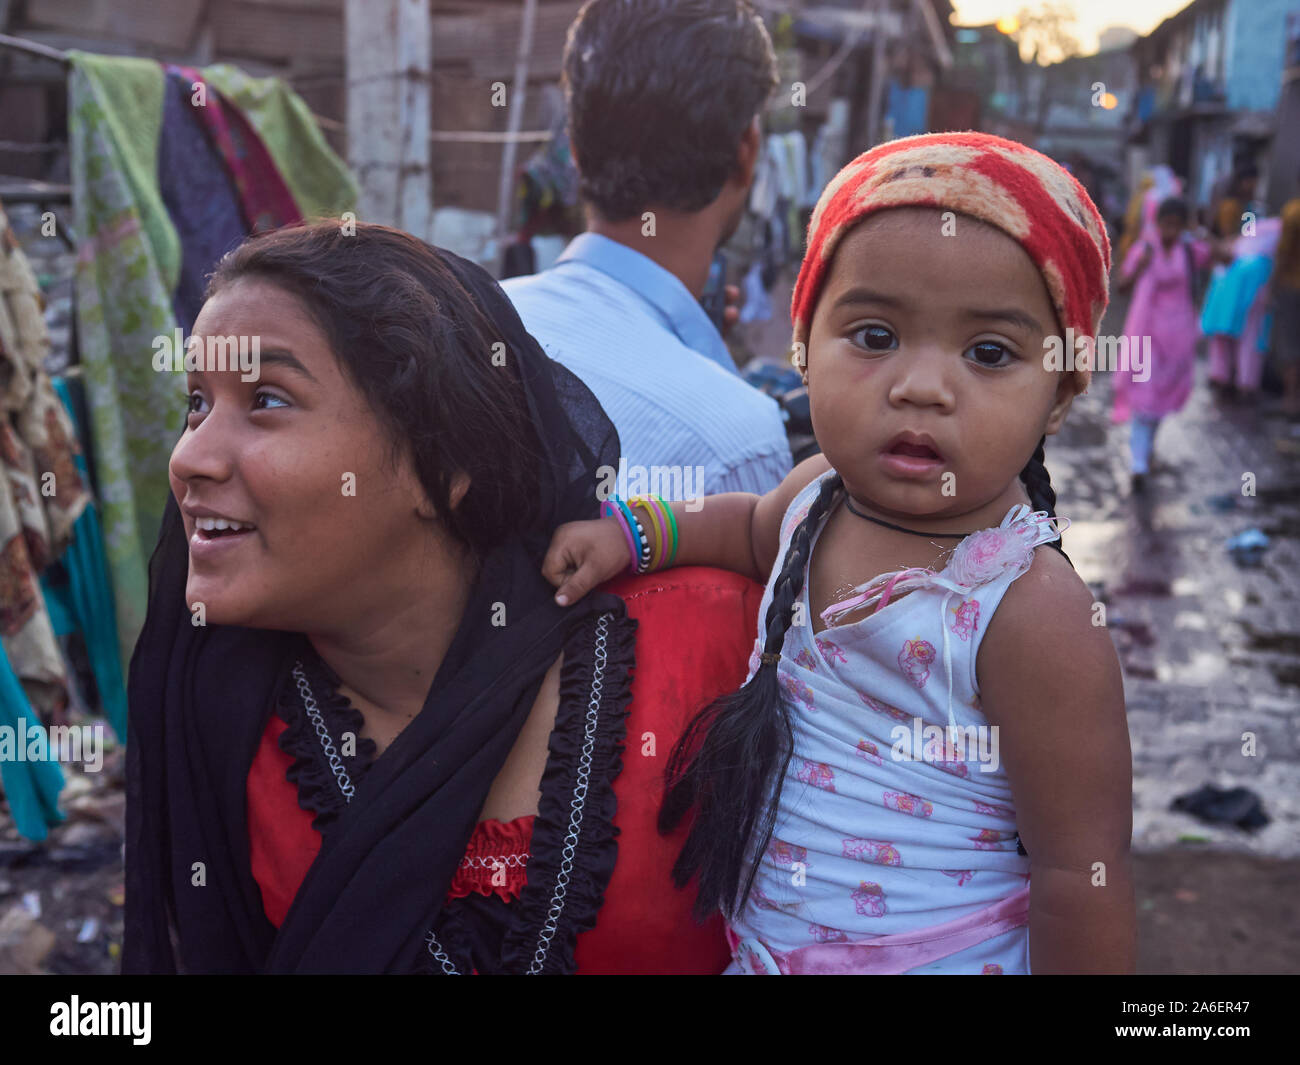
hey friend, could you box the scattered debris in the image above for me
[1224,528,1270,567]
[0,904,56,974]
[1170,785,1270,831]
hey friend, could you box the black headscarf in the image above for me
[123,246,623,973]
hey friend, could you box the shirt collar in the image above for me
[554,232,737,375]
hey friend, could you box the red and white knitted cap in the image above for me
[791,131,1111,391]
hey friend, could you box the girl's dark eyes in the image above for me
[252,390,290,410]
[964,341,1015,368]
[184,390,290,415]
[850,324,898,352]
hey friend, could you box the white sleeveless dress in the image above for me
[727,470,1068,974]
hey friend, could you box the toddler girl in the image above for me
[544,132,1135,974]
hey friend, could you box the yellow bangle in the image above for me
[629,496,665,571]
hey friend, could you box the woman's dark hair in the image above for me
[660,439,1071,920]
[1156,196,1189,224]
[204,220,543,559]
[562,0,778,220]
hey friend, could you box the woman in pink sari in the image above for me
[1111,197,1212,492]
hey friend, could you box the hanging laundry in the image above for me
[157,69,248,334]
[514,127,581,239]
[198,63,358,222]
[40,376,127,743]
[0,651,66,842]
[171,65,302,236]
[0,201,90,721]
[67,51,185,668]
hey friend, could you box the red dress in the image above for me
[246,568,764,974]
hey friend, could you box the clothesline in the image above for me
[0,35,558,144]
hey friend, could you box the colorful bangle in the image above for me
[630,512,652,573]
[629,496,666,572]
[604,499,640,574]
[658,496,680,566]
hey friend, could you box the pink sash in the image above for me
[727,883,1030,975]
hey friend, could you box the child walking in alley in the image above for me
[1112,197,1213,492]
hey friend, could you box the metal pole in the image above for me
[495,0,539,274]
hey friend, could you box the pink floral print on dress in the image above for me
[779,672,816,713]
[884,790,934,818]
[851,881,888,917]
[842,838,902,866]
[816,636,847,664]
[859,692,911,721]
[971,828,1007,850]
[767,839,808,867]
[981,963,1004,974]
[793,647,818,671]
[855,738,885,766]
[797,759,836,792]
[949,598,980,641]
[973,800,1015,818]
[942,869,974,886]
[897,638,937,688]
[808,922,849,943]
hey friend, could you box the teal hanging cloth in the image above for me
[0,644,65,841]
[39,377,127,742]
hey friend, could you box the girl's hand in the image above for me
[542,517,631,605]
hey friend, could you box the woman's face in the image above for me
[169,278,438,630]
[804,207,1076,521]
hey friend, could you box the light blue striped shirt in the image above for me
[502,233,792,499]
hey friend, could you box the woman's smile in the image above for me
[185,511,259,562]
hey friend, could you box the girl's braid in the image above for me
[660,471,845,920]
[1018,433,1073,568]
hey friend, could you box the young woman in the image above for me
[124,221,758,974]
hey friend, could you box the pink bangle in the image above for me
[604,500,640,574]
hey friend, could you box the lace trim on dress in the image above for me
[273,645,378,835]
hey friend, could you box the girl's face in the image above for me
[169,279,442,631]
[804,207,1076,522]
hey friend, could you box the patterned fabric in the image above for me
[170,66,302,237]
[198,64,358,222]
[727,471,1065,974]
[68,52,185,666]
[157,69,250,334]
[790,131,1111,391]
[0,202,90,718]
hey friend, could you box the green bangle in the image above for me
[660,496,679,565]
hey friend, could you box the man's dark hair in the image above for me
[562,0,778,221]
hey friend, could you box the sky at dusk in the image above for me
[949,0,1194,55]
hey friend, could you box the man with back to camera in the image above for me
[503,0,793,497]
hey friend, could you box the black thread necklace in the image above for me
[844,495,973,539]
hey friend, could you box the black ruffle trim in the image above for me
[497,606,638,974]
[274,648,379,835]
